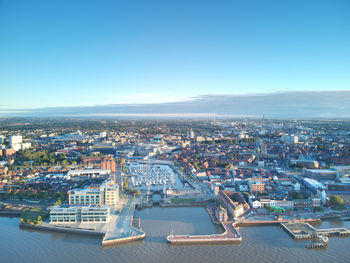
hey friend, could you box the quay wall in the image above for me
[0,210,22,216]
[102,232,146,246]
[19,223,104,236]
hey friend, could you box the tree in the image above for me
[291,191,304,200]
[54,199,62,206]
[330,195,344,209]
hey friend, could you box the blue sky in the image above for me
[1,0,349,109]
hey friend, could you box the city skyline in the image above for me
[1,0,349,111]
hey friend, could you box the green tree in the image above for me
[330,195,344,209]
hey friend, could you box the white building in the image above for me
[250,199,262,209]
[187,128,195,139]
[12,143,22,151]
[9,135,22,146]
[281,134,298,144]
[9,135,31,152]
[67,169,110,181]
[50,205,110,223]
[68,180,119,206]
[269,199,294,209]
[68,188,101,205]
[21,142,31,150]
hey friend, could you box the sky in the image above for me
[0,0,349,110]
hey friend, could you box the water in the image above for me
[1,208,350,263]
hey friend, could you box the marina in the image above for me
[126,161,190,192]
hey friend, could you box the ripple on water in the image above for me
[1,209,350,263]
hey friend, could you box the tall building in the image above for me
[187,128,195,139]
[281,134,298,144]
[8,135,31,152]
[9,135,22,146]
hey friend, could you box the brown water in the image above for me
[1,207,350,263]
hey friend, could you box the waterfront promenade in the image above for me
[102,197,145,246]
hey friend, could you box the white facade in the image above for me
[50,205,110,223]
[12,144,22,151]
[100,181,119,206]
[9,135,22,146]
[67,169,110,180]
[68,181,119,206]
[251,200,262,209]
[269,199,294,209]
[281,134,298,144]
[21,142,31,150]
[68,189,102,205]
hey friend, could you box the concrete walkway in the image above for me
[102,197,145,246]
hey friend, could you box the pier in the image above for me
[280,221,350,249]
[102,198,145,246]
[167,221,242,244]
[236,218,321,227]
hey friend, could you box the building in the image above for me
[100,181,119,206]
[68,188,101,205]
[50,205,110,223]
[248,180,265,193]
[67,169,110,181]
[250,199,263,209]
[8,135,31,152]
[9,135,23,152]
[21,142,31,150]
[281,134,298,144]
[50,206,78,223]
[81,155,116,173]
[100,156,116,173]
[9,135,22,146]
[68,181,119,206]
[187,128,195,139]
[303,169,337,181]
[269,199,294,209]
[218,190,249,219]
[3,148,15,157]
[290,159,319,169]
[215,206,228,222]
[293,199,312,209]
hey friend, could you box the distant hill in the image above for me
[2,91,350,118]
